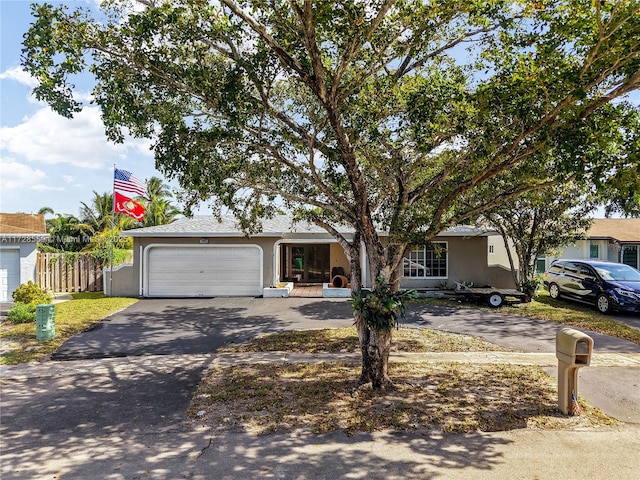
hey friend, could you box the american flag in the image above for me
[571,391,582,416]
[114,168,146,197]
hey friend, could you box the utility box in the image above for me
[556,327,594,415]
[36,304,56,341]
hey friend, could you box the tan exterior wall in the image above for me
[399,236,513,289]
[330,243,350,277]
[123,233,511,296]
[486,265,518,289]
[487,235,518,270]
[104,263,137,297]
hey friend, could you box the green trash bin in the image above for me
[36,304,56,341]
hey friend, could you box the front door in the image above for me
[281,244,330,284]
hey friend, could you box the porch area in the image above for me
[263,282,351,298]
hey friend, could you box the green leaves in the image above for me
[351,278,416,332]
[21,3,88,117]
[20,0,640,280]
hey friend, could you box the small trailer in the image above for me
[454,286,531,308]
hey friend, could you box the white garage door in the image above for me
[0,249,21,302]
[146,245,263,297]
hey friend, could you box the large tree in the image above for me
[22,0,640,389]
[482,183,597,294]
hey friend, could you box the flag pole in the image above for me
[110,164,115,297]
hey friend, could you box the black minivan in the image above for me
[544,259,640,314]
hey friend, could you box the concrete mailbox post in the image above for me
[556,327,593,415]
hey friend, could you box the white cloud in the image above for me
[0,106,152,169]
[31,184,66,192]
[0,159,46,189]
[0,67,38,88]
[1,66,95,105]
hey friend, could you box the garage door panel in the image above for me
[0,250,21,302]
[146,246,262,297]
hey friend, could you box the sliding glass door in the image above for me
[281,244,330,283]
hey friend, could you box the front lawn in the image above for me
[191,327,615,435]
[0,292,138,365]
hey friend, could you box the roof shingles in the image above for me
[121,214,494,238]
[589,219,640,243]
[0,213,47,235]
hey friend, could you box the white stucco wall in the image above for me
[0,242,39,283]
[0,241,40,300]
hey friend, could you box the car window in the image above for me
[579,266,594,277]
[564,263,579,274]
[595,264,640,282]
[549,264,564,274]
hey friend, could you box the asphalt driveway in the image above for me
[47,297,640,427]
[51,297,640,360]
[51,297,357,360]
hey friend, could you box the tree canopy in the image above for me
[482,183,597,293]
[22,0,640,286]
[22,0,640,388]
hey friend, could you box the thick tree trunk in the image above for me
[352,229,406,390]
[355,312,393,390]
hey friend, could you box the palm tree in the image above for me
[80,191,113,233]
[142,177,182,227]
[38,206,54,216]
[40,213,91,252]
[81,190,142,232]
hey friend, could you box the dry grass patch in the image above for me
[189,361,614,435]
[219,327,505,354]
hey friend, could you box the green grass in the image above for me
[508,292,640,344]
[0,293,138,364]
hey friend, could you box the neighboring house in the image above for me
[0,213,49,302]
[113,215,514,298]
[541,218,640,271]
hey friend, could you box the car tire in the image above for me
[488,293,504,308]
[549,283,560,299]
[596,294,612,314]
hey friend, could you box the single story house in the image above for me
[540,218,640,271]
[0,213,49,302]
[111,215,515,298]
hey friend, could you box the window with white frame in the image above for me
[403,242,448,278]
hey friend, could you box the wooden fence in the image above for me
[36,253,104,293]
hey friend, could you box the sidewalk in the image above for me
[3,351,640,380]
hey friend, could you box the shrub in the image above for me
[522,275,544,298]
[11,281,53,305]
[351,277,416,332]
[7,302,38,323]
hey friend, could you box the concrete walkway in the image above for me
[3,351,640,380]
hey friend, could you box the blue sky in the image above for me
[0,0,187,218]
